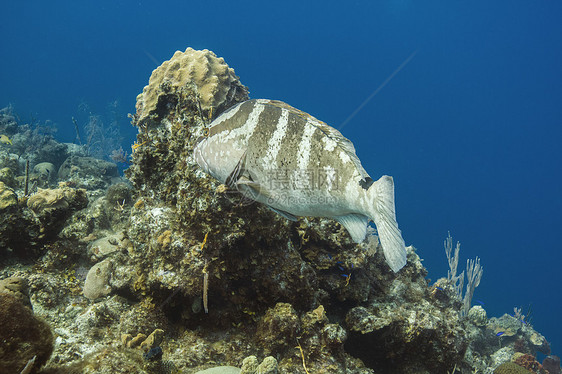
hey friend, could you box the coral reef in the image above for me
[240,356,278,374]
[58,155,119,191]
[122,46,469,373]
[0,106,68,171]
[0,49,559,374]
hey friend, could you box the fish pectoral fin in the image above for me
[334,214,370,243]
[236,178,298,221]
[225,150,247,188]
[236,177,269,201]
[268,206,298,221]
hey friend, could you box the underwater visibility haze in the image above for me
[1,1,561,373]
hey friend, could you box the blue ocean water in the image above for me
[2,0,561,355]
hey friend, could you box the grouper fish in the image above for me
[194,99,407,272]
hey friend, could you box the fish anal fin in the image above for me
[268,206,298,221]
[334,214,369,243]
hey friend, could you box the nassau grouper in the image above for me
[194,99,406,272]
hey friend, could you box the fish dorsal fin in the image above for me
[272,101,370,183]
[312,122,370,182]
[257,99,370,186]
[334,213,370,243]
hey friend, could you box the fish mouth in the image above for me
[194,135,206,146]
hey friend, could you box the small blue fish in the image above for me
[143,346,163,361]
[496,332,505,337]
[474,299,485,306]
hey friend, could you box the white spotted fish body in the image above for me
[194,99,406,272]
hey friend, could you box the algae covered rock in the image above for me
[0,184,88,256]
[0,180,17,210]
[0,166,16,187]
[256,303,300,354]
[33,161,57,186]
[104,181,132,209]
[35,139,69,169]
[488,313,551,356]
[0,293,54,373]
[468,305,488,327]
[0,276,31,307]
[344,248,468,374]
[0,181,27,254]
[83,258,113,300]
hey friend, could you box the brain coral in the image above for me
[494,362,533,374]
[136,47,249,121]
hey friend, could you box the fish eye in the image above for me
[203,128,209,137]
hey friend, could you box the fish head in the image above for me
[194,132,218,179]
[193,101,254,184]
[193,128,245,184]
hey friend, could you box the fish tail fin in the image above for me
[367,175,407,272]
